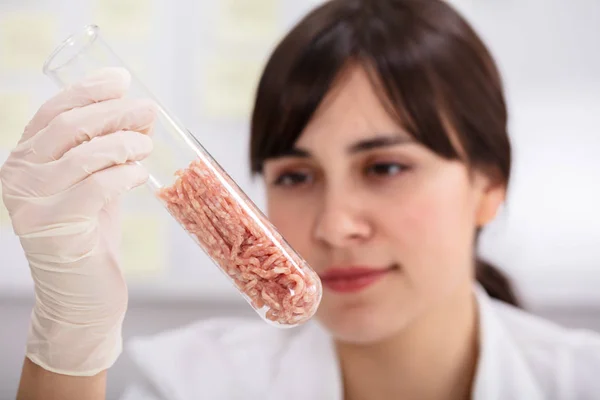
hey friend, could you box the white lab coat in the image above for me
[119,286,600,400]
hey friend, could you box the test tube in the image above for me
[42,25,322,327]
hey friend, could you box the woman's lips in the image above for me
[319,266,395,293]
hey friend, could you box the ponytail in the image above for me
[475,258,521,308]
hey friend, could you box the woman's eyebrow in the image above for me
[269,133,414,160]
[270,147,312,159]
[347,134,415,153]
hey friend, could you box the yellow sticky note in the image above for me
[145,139,178,187]
[0,13,57,71]
[216,0,280,46]
[0,93,30,149]
[199,58,264,119]
[93,0,154,40]
[120,214,167,278]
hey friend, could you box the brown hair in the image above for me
[249,0,521,307]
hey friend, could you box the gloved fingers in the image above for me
[48,130,154,194]
[28,97,157,163]
[20,68,131,144]
[74,162,149,215]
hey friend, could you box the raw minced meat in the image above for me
[157,159,321,325]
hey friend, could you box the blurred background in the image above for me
[0,0,599,398]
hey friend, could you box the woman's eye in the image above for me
[273,171,312,187]
[365,162,407,177]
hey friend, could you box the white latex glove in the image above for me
[0,68,157,376]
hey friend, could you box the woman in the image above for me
[4,0,600,399]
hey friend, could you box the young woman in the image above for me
[4,0,600,399]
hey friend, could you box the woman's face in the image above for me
[263,66,505,343]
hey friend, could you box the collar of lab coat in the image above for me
[471,284,544,400]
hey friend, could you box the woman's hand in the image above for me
[0,67,156,378]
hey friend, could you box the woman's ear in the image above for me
[475,169,506,227]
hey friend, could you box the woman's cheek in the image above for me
[375,174,471,274]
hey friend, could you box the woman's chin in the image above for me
[316,303,410,345]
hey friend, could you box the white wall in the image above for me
[453,0,600,307]
[1,0,600,398]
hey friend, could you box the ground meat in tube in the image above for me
[157,159,321,325]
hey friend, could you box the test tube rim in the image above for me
[43,24,100,76]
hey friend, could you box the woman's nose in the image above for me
[313,191,372,248]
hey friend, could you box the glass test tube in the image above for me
[42,25,322,327]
